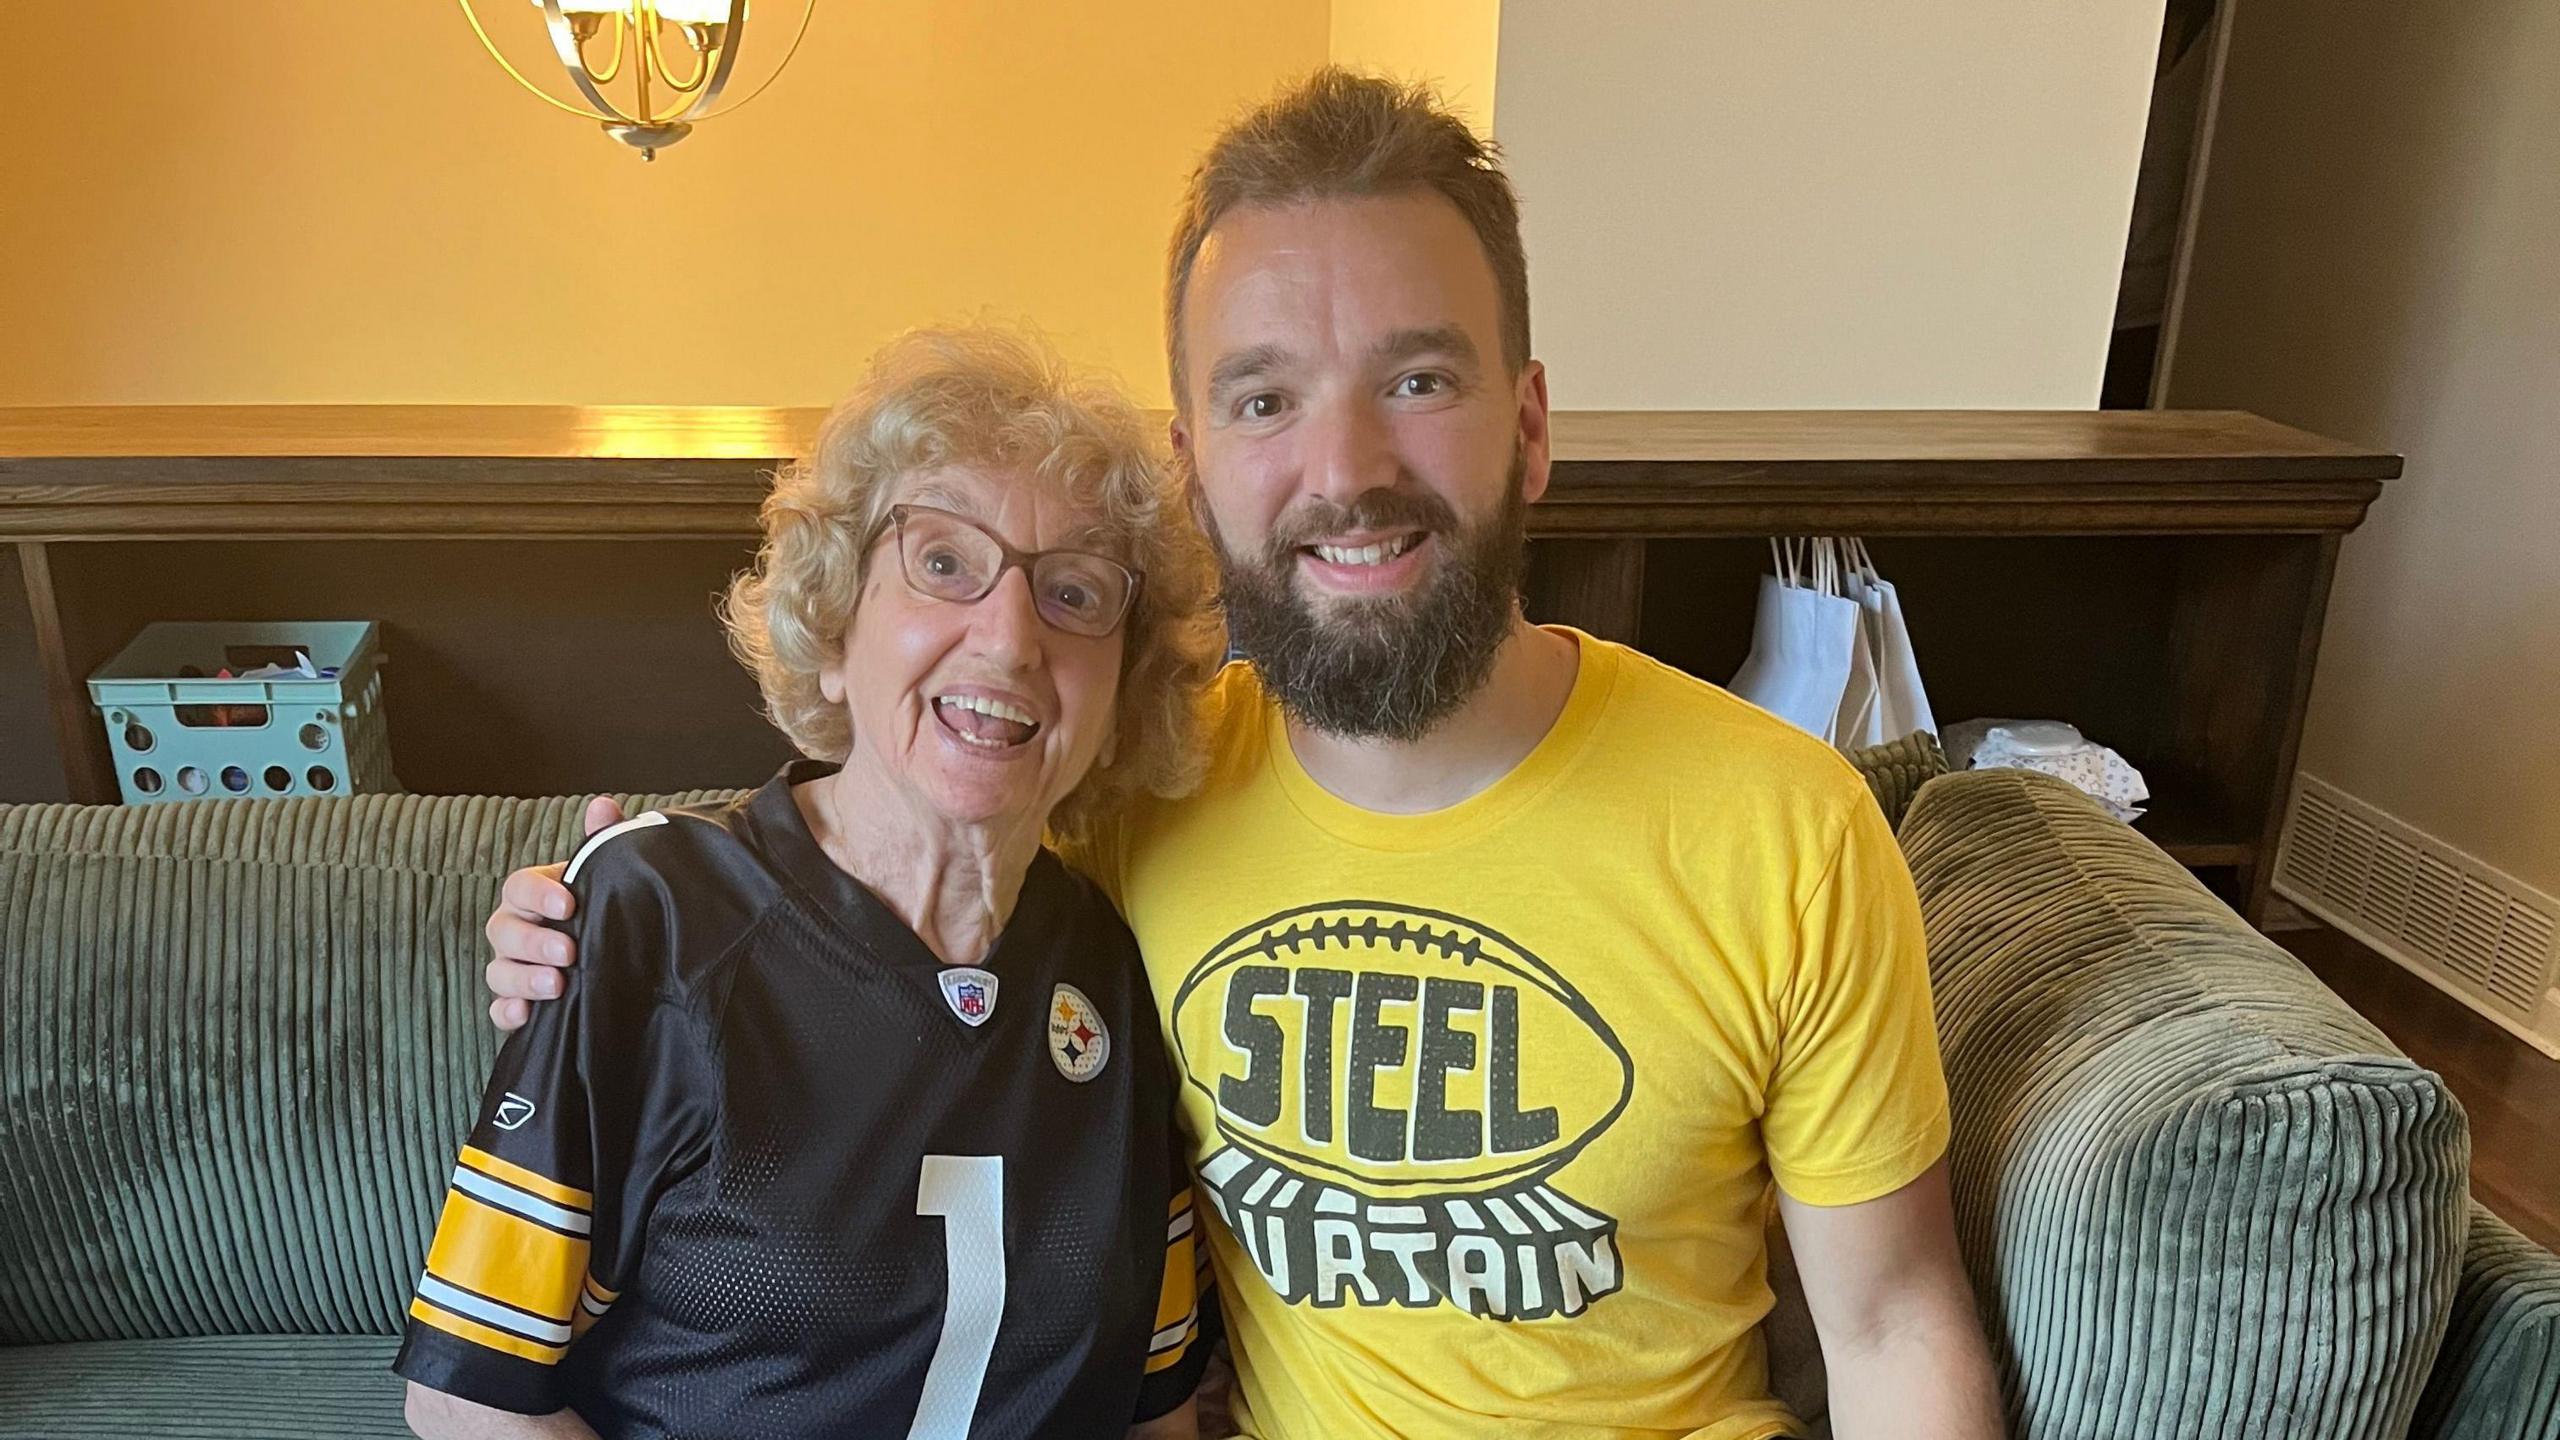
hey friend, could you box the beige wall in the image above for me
[2168,0,2560,895]
[0,2,1329,408]
[5,4,2165,414]
[1329,0,1501,134]
[1493,0,2164,410]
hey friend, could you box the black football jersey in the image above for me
[393,760,1208,1438]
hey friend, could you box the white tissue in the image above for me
[1942,719,2149,823]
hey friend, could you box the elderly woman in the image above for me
[396,327,1221,1440]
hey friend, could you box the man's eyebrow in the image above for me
[1372,325,1479,369]
[1206,343,1292,399]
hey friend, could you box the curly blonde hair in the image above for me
[721,325,1223,843]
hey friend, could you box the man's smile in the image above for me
[1296,529,1435,594]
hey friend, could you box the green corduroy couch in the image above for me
[2,769,2554,1439]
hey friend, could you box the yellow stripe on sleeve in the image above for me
[1144,1314,1200,1375]
[1146,1188,1200,1373]
[1153,1191,1197,1325]
[409,1296,570,1366]
[571,1270,618,1339]
[425,1190,591,1326]
[459,1144,595,1210]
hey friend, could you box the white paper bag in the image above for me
[1828,542,1899,748]
[1848,540,1936,740]
[1731,543,1862,739]
[1832,573,1885,748]
[1736,538,1937,747]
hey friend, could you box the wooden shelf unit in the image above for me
[0,406,2394,922]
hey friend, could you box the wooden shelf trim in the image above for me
[0,404,2394,465]
[0,484,2387,543]
[0,407,2398,543]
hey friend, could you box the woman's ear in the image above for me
[818,617,859,707]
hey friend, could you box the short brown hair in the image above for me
[1165,67,1530,407]
[720,325,1223,845]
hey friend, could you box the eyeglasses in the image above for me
[879,504,1143,639]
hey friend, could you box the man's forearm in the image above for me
[1129,1395,1201,1440]
[1821,1304,2005,1440]
[405,1383,601,1440]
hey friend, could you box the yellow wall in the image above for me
[7,4,2166,415]
[1329,0,1500,135]
[0,2,1329,408]
[1493,0,2163,409]
[2168,0,2560,896]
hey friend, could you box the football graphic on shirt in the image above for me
[1170,901,1632,1320]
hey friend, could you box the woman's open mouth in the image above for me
[933,693,1041,750]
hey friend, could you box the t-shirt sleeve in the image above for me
[1133,1129,1215,1421]
[393,834,713,1415]
[1051,807,1131,910]
[1760,791,1951,1207]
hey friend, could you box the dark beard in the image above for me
[1213,455,1528,742]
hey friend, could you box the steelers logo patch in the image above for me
[1048,983,1110,1083]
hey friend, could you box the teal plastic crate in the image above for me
[87,621,398,805]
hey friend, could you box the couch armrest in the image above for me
[0,789,738,1344]
[2411,1203,2560,1440]
[1900,769,2473,1440]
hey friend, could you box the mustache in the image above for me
[1264,486,1460,560]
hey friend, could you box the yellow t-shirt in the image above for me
[1083,630,1949,1440]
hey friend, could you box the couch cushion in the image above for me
[0,1334,408,1438]
[1840,728,1947,830]
[0,791,734,1344]
[1901,769,2472,1440]
[2411,1204,2560,1440]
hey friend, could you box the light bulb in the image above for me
[652,0,734,24]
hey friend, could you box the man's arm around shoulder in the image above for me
[405,1383,599,1440]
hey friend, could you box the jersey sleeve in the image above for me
[1133,1133,1216,1421]
[393,829,715,1415]
[1759,791,1952,1207]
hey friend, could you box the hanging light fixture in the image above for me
[459,0,816,159]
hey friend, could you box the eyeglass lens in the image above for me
[897,508,1134,637]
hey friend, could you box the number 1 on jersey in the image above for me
[910,1155,1006,1439]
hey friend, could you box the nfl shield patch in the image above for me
[938,967,999,1027]
[1048,984,1109,1082]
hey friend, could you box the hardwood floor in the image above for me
[2280,924,2560,1252]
